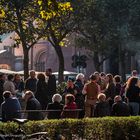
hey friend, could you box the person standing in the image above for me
[45,68,56,103]
[13,74,25,109]
[104,74,116,108]
[24,70,37,94]
[0,73,6,105]
[82,74,100,117]
[126,77,140,116]
[3,74,16,96]
[13,74,24,93]
[35,73,48,110]
[75,73,85,118]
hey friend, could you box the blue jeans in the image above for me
[129,102,139,116]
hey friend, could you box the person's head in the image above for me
[126,76,139,88]
[67,78,74,86]
[97,93,106,102]
[106,73,113,83]
[3,91,12,99]
[76,73,85,82]
[0,73,6,81]
[7,74,14,81]
[14,74,21,81]
[23,90,34,102]
[93,71,100,82]
[131,70,138,77]
[89,74,97,82]
[29,70,36,79]
[37,73,46,82]
[100,72,106,78]
[65,94,75,104]
[45,68,52,76]
[114,75,121,83]
[52,94,62,103]
[114,95,122,103]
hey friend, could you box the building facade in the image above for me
[0,32,95,78]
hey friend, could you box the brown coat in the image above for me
[86,82,98,99]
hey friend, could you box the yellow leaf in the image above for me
[59,41,65,47]
[0,9,5,18]
[38,0,42,5]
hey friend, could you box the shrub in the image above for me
[0,117,140,140]
[56,82,66,95]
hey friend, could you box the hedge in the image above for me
[0,117,140,140]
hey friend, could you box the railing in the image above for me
[18,109,83,119]
[18,109,83,113]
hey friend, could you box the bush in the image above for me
[56,82,66,95]
[0,117,140,140]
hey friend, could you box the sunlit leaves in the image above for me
[0,9,5,18]
[59,41,65,47]
[38,0,73,20]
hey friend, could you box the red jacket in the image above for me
[61,102,78,118]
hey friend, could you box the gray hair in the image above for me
[52,94,62,103]
[76,73,85,80]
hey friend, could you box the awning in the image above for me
[52,71,78,75]
[0,50,7,54]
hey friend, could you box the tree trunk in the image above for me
[23,48,29,80]
[131,55,136,71]
[93,52,100,72]
[16,8,29,80]
[118,44,126,82]
[54,45,64,83]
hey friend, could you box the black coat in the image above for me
[46,102,63,119]
[47,75,56,95]
[111,101,130,116]
[35,80,48,109]
[0,79,4,105]
[94,101,110,117]
[26,97,43,120]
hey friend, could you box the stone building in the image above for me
[0,32,95,78]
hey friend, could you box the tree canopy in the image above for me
[0,0,74,82]
[73,0,140,76]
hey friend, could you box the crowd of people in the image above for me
[0,68,140,122]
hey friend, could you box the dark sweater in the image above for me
[112,101,130,116]
[94,101,110,117]
[46,102,63,119]
[126,86,140,103]
[1,97,21,122]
